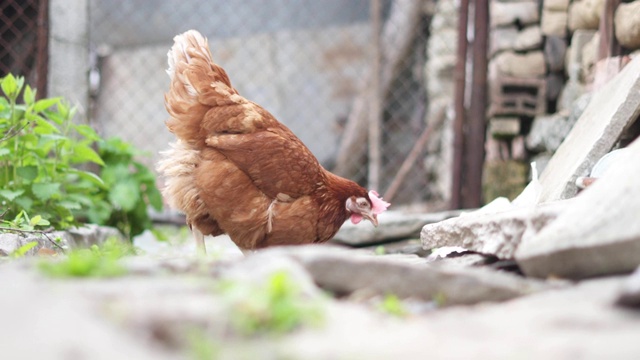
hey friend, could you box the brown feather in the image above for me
[158,30,370,250]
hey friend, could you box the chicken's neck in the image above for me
[316,169,368,233]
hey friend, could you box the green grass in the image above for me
[219,270,325,336]
[38,237,134,278]
[377,294,408,317]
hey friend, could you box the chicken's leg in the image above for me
[192,227,206,254]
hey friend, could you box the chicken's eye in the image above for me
[358,200,368,207]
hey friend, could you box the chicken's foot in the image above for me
[192,227,206,255]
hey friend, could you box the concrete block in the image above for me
[537,55,640,202]
[517,140,640,279]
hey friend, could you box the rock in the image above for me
[557,80,588,113]
[489,117,521,138]
[363,238,430,257]
[220,250,322,297]
[0,224,125,258]
[546,72,565,101]
[615,266,640,307]
[537,55,640,202]
[278,276,640,360]
[568,0,604,31]
[491,26,542,57]
[332,210,462,246]
[492,50,546,77]
[615,1,640,50]
[544,36,567,72]
[428,253,492,268]
[491,1,540,28]
[0,232,64,256]
[0,233,24,256]
[526,113,575,153]
[0,265,176,360]
[557,81,582,111]
[581,31,600,83]
[514,26,543,51]
[421,199,573,259]
[261,246,548,306]
[541,9,568,36]
[516,138,640,279]
[565,30,597,82]
[543,0,570,11]
[62,224,122,248]
[490,26,519,56]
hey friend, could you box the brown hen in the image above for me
[158,30,389,253]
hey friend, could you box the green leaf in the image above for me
[16,166,38,181]
[32,183,61,201]
[11,241,38,258]
[29,215,50,227]
[74,124,100,141]
[23,85,36,104]
[70,144,105,166]
[68,168,106,188]
[1,73,18,99]
[56,101,70,120]
[0,189,25,201]
[146,186,164,211]
[57,200,81,210]
[33,117,61,134]
[101,163,130,184]
[13,196,33,211]
[108,180,140,212]
[33,97,60,113]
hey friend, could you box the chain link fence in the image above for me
[85,0,458,208]
[0,0,48,97]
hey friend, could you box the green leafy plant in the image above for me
[1,210,50,231]
[219,271,324,336]
[0,73,105,230]
[38,237,134,278]
[81,137,163,239]
[0,73,162,239]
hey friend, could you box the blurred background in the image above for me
[1,0,637,212]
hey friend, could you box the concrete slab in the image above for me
[517,138,640,279]
[537,55,640,202]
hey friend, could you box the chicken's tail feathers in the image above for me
[165,30,238,143]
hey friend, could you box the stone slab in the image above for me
[257,246,548,306]
[526,113,574,153]
[421,199,574,259]
[0,265,177,360]
[279,276,640,360]
[516,138,640,279]
[615,266,640,307]
[537,55,640,203]
[332,210,463,246]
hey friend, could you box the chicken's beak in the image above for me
[363,212,379,227]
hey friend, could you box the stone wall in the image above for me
[482,0,640,202]
[423,0,459,209]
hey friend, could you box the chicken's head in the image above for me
[346,190,390,227]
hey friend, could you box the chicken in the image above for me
[158,30,389,253]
